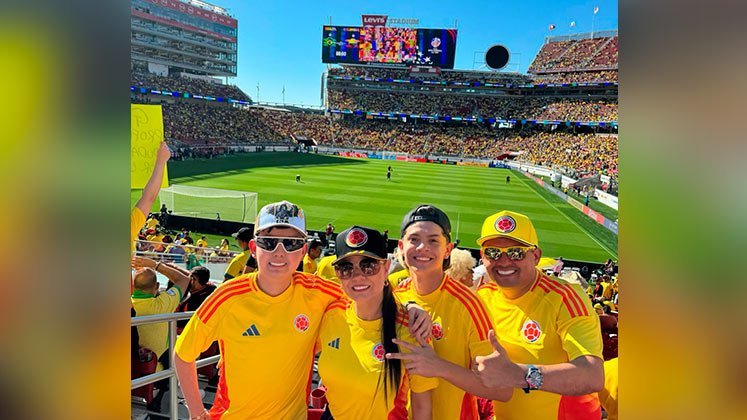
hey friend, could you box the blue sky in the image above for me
[213,0,617,106]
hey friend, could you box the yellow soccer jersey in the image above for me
[175,272,342,420]
[303,254,318,274]
[477,270,603,420]
[224,249,250,279]
[145,217,159,230]
[387,269,409,289]
[394,275,495,420]
[599,358,618,420]
[318,298,438,420]
[131,285,183,365]
[131,207,145,254]
[315,255,339,283]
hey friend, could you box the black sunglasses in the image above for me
[334,258,383,280]
[254,236,306,252]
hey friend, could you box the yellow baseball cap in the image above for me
[477,210,539,247]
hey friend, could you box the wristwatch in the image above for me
[523,364,543,393]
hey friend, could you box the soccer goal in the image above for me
[158,185,258,223]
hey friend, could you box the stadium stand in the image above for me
[528,35,618,72]
[131,72,251,102]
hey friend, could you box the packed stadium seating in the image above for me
[154,98,618,181]
[528,36,618,72]
[131,72,251,101]
[327,89,617,121]
[133,56,618,183]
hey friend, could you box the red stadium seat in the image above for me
[131,348,158,405]
[307,408,325,420]
[197,341,220,381]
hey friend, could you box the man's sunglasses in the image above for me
[254,236,306,252]
[482,246,535,261]
[334,258,383,280]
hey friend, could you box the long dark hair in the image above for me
[377,282,401,405]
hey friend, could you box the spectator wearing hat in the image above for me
[224,227,252,280]
[474,210,604,419]
[316,226,437,419]
[386,204,510,420]
[174,200,344,419]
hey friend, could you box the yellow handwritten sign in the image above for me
[131,104,168,189]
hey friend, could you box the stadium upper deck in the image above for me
[131,0,238,77]
[529,31,618,74]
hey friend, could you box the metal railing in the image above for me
[131,311,220,420]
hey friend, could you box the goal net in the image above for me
[158,185,258,223]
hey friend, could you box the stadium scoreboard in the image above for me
[322,26,457,68]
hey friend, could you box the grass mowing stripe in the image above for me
[514,171,618,259]
[133,153,612,262]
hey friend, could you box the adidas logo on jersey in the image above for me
[327,338,340,349]
[242,324,260,336]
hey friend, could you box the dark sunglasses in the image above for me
[254,236,306,252]
[482,246,535,261]
[334,258,383,280]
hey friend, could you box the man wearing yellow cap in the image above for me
[473,210,604,420]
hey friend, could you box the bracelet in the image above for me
[403,300,417,311]
[154,262,161,272]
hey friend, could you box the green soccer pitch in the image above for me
[131,152,618,263]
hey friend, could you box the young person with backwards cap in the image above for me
[473,210,604,419]
[174,200,343,420]
[317,226,438,419]
[386,205,512,420]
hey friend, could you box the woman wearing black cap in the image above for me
[316,225,436,419]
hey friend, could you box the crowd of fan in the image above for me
[329,65,530,85]
[328,89,618,121]
[154,99,617,181]
[484,131,618,180]
[162,103,286,143]
[132,72,251,101]
[531,70,618,84]
[529,36,618,72]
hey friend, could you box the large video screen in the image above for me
[322,26,457,68]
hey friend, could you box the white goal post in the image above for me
[158,185,258,223]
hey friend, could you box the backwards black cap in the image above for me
[400,205,452,241]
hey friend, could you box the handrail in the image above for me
[131,311,220,419]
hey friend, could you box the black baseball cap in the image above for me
[332,226,388,265]
[231,227,253,242]
[401,204,452,241]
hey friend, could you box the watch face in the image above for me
[527,367,543,389]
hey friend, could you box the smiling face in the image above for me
[335,255,390,307]
[250,227,306,280]
[398,221,454,276]
[481,237,541,292]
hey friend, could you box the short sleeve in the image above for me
[131,207,146,252]
[557,284,603,360]
[175,313,218,362]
